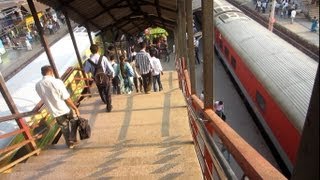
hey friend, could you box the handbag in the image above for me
[77,117,91,140]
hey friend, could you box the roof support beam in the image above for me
[96,0,129,35]
[88,1,123,21]
[100,13,135,32]
[155,0,166,29]
[140,0,177,13]
[57,0,101,30]
[126,0,153,27]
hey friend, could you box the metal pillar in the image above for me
[186,0,196,94]
[268,0,276,31]
[292,65,319,180]
[64,11,91,93]
[26,0,59,78]
[177,4,182,61]
[0,72,37,151]
[65,12,84,69]
[202,0,215,108]
[86,25,94,45]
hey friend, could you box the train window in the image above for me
[231,56,236,69]
[224,47,229,59]
[256,91,266,112]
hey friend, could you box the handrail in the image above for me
[186,98,237,179]
[0,67,91,173]
[175,56,286,179]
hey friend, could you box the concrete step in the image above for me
[309,6,319,19]
[2,162,202,179]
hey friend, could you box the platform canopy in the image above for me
[35,0,178,35]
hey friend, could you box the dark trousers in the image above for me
[141,72,152,93]
[56,112,78,146]
[97,82,112,110]
[112,77,120,94]
[153,74,163,92]
[133,77,143,92]
[195,47,200,64]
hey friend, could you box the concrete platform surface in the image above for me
[1,69,202,180]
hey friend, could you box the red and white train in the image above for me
[205,0,318,173]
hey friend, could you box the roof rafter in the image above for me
[57,0,101,30]
[140,0,177,13]
[155,0,166,29]
[126,0,153,27]
[87,1,123,21]
[95,0,129,34]
[101,12,136,32]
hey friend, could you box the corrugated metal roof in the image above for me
[35,0,178,34]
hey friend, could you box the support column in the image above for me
[179,0,188,66]
[86,25,94,45]
[292,65,319,180]
[27,0,59,78]
[186,0,196,94]
[65,12,84,69]
[64,11,91,93]
[202,0,215,108]
[0,72,37,151]
[177,5,182,61]
[268,0,276,31]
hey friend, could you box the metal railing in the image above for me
[0,67,91,173]
[175,57,287,179]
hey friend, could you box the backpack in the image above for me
[78,117,91,140]
[125,62,134,77]
[88,56,110,86]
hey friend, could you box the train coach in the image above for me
[207,0,318,173]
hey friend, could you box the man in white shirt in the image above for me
[214,101,226,121]
[84,44,115,112]
[35,65,80,148]
[194,37,201,64]
[291,9,296,24]
[149,48,163,92]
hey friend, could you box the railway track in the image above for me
[225,0,319,62]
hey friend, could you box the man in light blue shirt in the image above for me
[83,44,114,112]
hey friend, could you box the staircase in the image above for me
[0,69,202,179]
[299,0,319,19]
[308,4,319,18]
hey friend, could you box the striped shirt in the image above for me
[135,49,152,75]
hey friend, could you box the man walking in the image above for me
[84,44,114,112]
[150,48,163,92]
[290,9,296,24]
[35,65,80,148]
[135,42,153,94]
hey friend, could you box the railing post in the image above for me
[0,72,37,151]
[186,0,197,95]
[179,0,188,67]
[26,0,59,78]
[201,0,215,109]
[64,11,91,94]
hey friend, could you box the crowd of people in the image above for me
[0,10,65,51]
[82,42,165,113]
